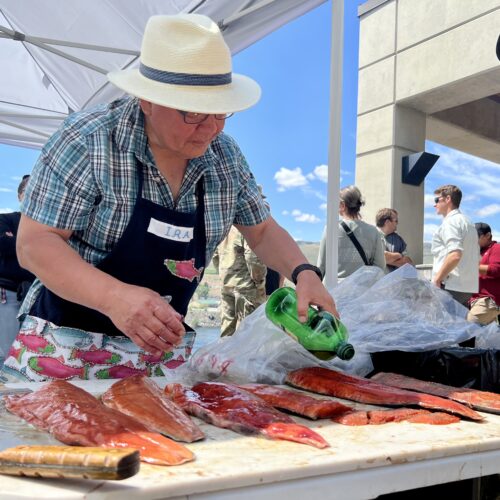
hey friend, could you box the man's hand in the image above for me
[295,270,339,322]
[432,277,442,288]
[103,283,185,355]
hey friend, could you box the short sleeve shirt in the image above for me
[20,97,269,313]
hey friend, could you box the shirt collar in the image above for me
[445,208,461,218]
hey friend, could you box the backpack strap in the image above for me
[340,221,370,266]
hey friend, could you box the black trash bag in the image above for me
[370,348,500,392]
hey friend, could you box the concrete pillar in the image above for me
[355,0,426,263]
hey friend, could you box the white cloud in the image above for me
[0,188,13,193]
[320,203,327,211]
[274,167,308,192]
[424,211,441,220]
[0,207,15,213]
[426,144,500,200]
[476,204,500,218]
[286,209,321,223]
[281,210,289,216]
[424,194,436,208]
[312,164,328,183]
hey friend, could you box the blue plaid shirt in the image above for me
[20,97,268,314]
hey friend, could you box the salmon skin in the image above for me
[286,367,483,421]
[332,408,460,426]
[165,382,329,449]
[101,375,204,442]
[372,372,500,415]
[237,383,352,419]
[4,380,194,466]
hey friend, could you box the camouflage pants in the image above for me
[220,287,266,337]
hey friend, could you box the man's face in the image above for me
[140,101,225,160]
[434,194,450,216]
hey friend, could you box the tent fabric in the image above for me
[0,0,325,149]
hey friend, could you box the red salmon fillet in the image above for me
[286,367,483,421]
[332,408,459,425]
[4,380,194,466]
[372,372,500,415]
[165,382,329,449]
[101,375,204,442]
[237,383,351,419]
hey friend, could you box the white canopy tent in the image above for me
[0,0,344,284]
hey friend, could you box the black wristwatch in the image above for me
[291,263,323,285]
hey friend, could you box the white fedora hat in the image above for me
[108,14,261,114]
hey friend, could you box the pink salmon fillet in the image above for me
[165,382,329,449]
[101,375,204,442]
[332,407,459,425]
[372,372,500,415]
[4,380,194,466]
[237,383,352,419]
[286,367,483,421]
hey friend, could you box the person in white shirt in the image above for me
[431,185,479,306]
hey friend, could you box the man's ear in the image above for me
[139,99,152,115]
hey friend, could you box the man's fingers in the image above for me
[136,326,176,354]
[146,316,182,346]
[153,304,185,337]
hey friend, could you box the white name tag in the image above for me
[147,218,194,242]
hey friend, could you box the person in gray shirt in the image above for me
[318,186,386,280]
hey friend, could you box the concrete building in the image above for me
[356,0,500,263]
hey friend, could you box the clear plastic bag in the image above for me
[180,264,496,381]
[179,304,328,385]
[330,264,486,353]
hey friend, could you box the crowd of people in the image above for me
[315,183,498,327]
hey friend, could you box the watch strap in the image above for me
[291,263,323,285]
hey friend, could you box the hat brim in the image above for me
[108,68,261,114]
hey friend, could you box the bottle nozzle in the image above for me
[337,342,355,360]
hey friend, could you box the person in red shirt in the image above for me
[467,223,500,325]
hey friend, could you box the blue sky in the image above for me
[0,0,499,242]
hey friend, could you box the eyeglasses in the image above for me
[178,110,234,124]
[22,174,30,180]
[434,196,443,204]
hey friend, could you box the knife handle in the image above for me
[0,445,140,480]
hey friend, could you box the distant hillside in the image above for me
[297,241,320,265]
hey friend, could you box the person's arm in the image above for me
[384,251,403,266]
[236,217,338,321]
[432,249,462,287]
[386,251,413,268]
[480,244,500,277]
[17,215,184,355]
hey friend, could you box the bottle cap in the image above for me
[337,342,355,360]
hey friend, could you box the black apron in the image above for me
[30,164,206,337]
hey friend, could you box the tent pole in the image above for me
[324,0,344,290]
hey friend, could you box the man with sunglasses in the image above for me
[2,15,336,381]
[431,185,479,307]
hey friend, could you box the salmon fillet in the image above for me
[165,382,329,449]
[332,408,460,426]
[4,380,194,466]
[372,372,500,415]
[101,375,204,442]
[237,383,351,419]
[286,367,483,421]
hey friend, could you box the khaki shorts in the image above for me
[467,297,499,326]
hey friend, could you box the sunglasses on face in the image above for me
[434,196,443,204]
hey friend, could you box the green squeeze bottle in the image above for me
[265,287,355,361]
